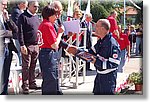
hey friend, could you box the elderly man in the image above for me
[0,0,18,95]
[18,0,40,94]
[107,10,120,38]
[80,13,93,71]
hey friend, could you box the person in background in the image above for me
[124,24,131,36]
[68,8,83,76]
[18,0,40,94]
[114,25,130,73]
[0,0,18,95]
[73,8,83,20]
[128,25,136,53]
[11,0,28,66]
[68,8,83,45]
[38,5,76,95]
[135,23,143,56]
[107,10,120,38]
[80,13,93,71]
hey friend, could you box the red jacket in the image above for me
[38,19,57,49]
[113,33,130,50]
[107,16,118,35]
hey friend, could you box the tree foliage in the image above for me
[6,0,142,25]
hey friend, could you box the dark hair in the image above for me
[42,5,57,20]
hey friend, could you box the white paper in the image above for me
[63,20,80,35]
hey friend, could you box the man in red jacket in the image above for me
[107,10,120,38]
[114,25,130,73]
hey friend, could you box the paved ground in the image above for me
[8,54,143,95]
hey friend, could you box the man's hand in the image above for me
[67,45,78,55]
[91,56,96,64]
[51,42,59,50]
[127,53,130,62]
[3,9,9,21]
[21,45,28,55]
[68,32,75,37]
[58,25,64,34]
[114,30,120,39]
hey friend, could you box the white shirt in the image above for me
[0,14,4,24]
[85,20,90,30]
[0,14,6,30]
[27,9,37,16]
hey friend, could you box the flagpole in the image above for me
[124,0,126,29]
[78,0,81,9]
[81,0,90,22]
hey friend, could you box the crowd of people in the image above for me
[0,0,142,95]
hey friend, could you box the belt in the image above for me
[97,68,117,74]
[121,48,126,51]
[40,48,56,52]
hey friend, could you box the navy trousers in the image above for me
[93,70,117,95]
[39,48,62,95]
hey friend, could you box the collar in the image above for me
[0,14,2,17]
[0,14,4,23]
[84,20,89,24]
[27,9,36,16]
[43,19,53,26]
[17,6,24,13]
[99,33,111,43]
[43,19,49,22]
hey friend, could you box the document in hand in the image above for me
[76,51,95,62]
[63,19,80,35]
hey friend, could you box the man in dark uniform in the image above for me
[69,19,121,95]
[88,19,120,95]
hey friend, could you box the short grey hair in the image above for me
[50,0,62,10]
[110,10,117,15]
[28,0,38,6]
[85,13,92,18]
[16,0,27,5]
[98,19,110,31]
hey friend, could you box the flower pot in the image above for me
[135,84,143,91]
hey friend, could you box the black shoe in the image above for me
[57,91,63,95]
[29,85,41,90]
[22,87,29,94]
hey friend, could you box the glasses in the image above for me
[2,3,7,5]
[34,6,39,8]
[56,9,63,14]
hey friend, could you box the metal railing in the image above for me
[60,28,87,88]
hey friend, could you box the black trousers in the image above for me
[1,49,13,95]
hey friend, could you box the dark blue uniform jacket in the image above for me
[88,33,120,73]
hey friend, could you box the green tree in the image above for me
[90,1,109,22]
